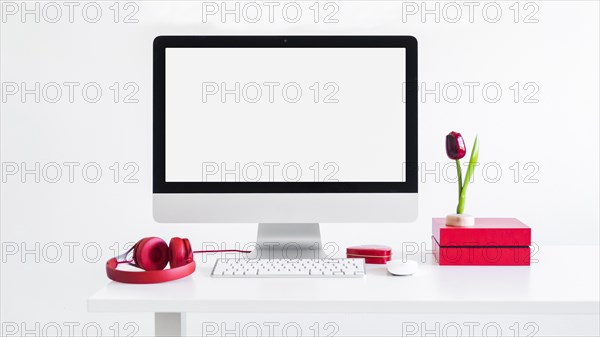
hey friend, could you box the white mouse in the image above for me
[386,260,418,276]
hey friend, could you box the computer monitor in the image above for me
[153,36,418,258]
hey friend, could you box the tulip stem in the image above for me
[456,159,463,199]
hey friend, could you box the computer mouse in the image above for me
[386,260,418,276]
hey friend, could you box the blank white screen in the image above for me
[165,48,406,182]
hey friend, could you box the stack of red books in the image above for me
[432,218,531,266]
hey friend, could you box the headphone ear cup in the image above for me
[169,237,193,268]
[134,237,169,271]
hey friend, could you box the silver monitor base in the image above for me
[251,223,326,259]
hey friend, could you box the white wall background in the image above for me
[1,1,599,336]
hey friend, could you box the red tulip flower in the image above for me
[446,132,467,160]
[446,131,479,214]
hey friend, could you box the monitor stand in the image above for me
[253,223,326,259]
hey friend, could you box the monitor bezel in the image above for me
[153,35,418,193]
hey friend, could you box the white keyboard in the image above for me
[211,258,366,278]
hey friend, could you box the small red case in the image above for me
[346,245,392,264]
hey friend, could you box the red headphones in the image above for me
[106,237,195,284]
[106,237,251,284]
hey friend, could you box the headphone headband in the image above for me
[106,258,196,284]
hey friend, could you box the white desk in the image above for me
[88,245,599,336]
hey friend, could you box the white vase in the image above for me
[446,214,475,227]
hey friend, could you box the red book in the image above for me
[432,218,531,247]
[432,236,531,265]
[432,218,531,266]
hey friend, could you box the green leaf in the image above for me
[457,135,479,214]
